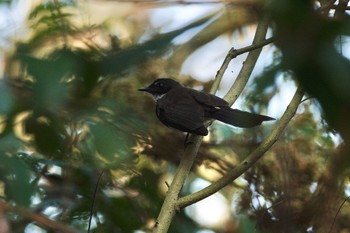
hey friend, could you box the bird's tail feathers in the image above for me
[211,107,274,128]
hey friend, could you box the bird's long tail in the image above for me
[210,107,275,128]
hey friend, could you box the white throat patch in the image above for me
[154,93,166,101]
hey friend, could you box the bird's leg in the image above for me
[184,133,195,149]
[183,133,190,149]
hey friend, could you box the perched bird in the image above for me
[139,78,274,136]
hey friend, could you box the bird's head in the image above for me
[138,78,181,99]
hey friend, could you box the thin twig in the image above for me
[301,96,314,103]
[211,36,275,94]
[177,86,304,208]
[328,195,350,233]
[229,37,275,59]
[88,170,105,233]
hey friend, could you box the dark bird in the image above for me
[139,78,274,136]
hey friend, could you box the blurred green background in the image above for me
[0,0,350,232]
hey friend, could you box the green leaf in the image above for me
[238,215,258,233]
[0,80,14,115]
[24,114,64,156]
[89,122,131,162]
[0,154,33,206]
[0,0,12,5]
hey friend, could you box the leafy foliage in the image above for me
[1,1,212,232]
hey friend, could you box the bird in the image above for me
[138,78,274,136]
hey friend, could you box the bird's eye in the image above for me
[155,82,163,87]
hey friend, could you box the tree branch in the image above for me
[224,18,270,105]
[0,201,79,233]
[152,136,203,233]
[177,85,305,209]
[211,36,275,94]
[168,8,258,74]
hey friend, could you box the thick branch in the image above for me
[177,86,305,209]
[152,136,203,233]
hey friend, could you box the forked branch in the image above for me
[177,85,305,209]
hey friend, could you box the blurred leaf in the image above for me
[168,213,200,233]
[0,154,33,206]
[0,133,21,152]
[21,55,69,109]
[129,168,163,215]
[238,216,258,233]
[269,0,350,142]
[0,0,12,5]
[246,61,281,110]
[89,122,131,162]
[29,1,75,20]
[0,80,14,115]
[24,114,64,156]
[95,196,143,232]
[101,11,218,76]
[112,197,143,230]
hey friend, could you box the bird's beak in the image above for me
[138,86,151,92]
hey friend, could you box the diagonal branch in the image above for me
[0,201,79,233]
[177,85,305,209]
[152,136,203,233]
[168,8,258,74]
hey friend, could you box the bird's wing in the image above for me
[156,99,205,133]
[187,88,228,107]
